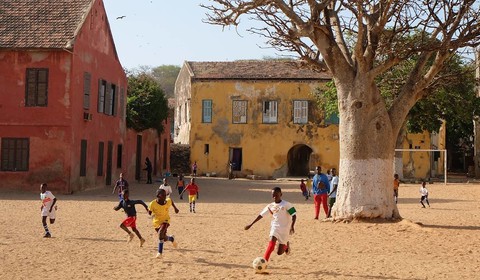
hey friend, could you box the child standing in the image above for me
[245,187,296,267]
[176,174,186,200]
[306,175,312,197]
[113,190,149,247]
[299,179,308,200]
[393,174,400,204]
[420,181,430,208]
[192,161,198,177]
[40,183,57,238]
[180,178,200,213]
[148,189,180,258]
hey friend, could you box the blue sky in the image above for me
[103,0,289,69]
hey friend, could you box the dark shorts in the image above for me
[155,223,170,233]
[328,197,336,207]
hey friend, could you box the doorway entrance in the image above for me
[287,144,313,176]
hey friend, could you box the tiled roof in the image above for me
[0,0,93,49]
[186,60,331,80]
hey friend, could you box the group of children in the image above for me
[299,167,339,220]
[38,170,432,271]
[393,173,430,207]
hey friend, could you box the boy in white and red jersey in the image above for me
[245,187,296,266]
[40,183,57,238]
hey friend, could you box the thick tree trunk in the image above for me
[332,79,400,221]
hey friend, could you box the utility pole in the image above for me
[474,48,480,178]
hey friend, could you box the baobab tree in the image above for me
[202,1,480,220]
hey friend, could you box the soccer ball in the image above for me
[252,257,267,272]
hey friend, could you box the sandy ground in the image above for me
[0,177,479,280]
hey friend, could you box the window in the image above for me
[97,142,104,176]
[105,84,116,116]
[202,100,212,123]
[83,72,91,109]
[80,140,87,176]
[262,100,278,123]
[1,138,29,171]
[98,79,106,113]
[116,144,122,168]
[293,100,308,124]
[233,100,247,124]
[204,144,209,154]
[26,68,48,107]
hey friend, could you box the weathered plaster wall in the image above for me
[188,80,340,178]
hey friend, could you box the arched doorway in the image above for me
[287,144,313,176]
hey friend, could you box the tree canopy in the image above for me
[126,72,169,134]
[202,0,480,220]
[151,65,181,98]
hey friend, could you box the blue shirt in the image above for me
[312,173,330,195]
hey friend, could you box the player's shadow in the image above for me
[194,257,250,269]
[302,270,420,280]
[398,198,466,204]
[67,237,126,243]
[418,224,480,231]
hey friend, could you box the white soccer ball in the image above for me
[252,257,267,272]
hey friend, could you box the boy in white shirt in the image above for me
[420,181,430,208]
[40,183,57,238]
[159,177,173,197]
[245,187,296,266]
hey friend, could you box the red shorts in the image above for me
[122,216,137,228]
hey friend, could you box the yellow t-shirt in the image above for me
[306,178,312,189]
[149,198,172,228]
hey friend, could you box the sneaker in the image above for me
[155,253,162,258]
[193,209,196,213]
[190,209,192,213]
[128,233,135,242]
[43,233,51,238]
[285,242,291,255]
[140,238,146,247]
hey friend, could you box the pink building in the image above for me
[0,0,169,193]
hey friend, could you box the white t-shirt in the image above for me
[40,191,56,217]
[260,200,296,244]
[330,176,339,198]
[41,191,55,209]
[420,187,428,196]
[159,184,173,196]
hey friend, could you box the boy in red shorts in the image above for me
[113,189,149,247]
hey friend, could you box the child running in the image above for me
[420,181,430,208]
[180,178,199,213]
[112,173,129,201]
[148,189,179,258]
[40,183,57,238]
[113,189,149,247]
[245,187,296,268]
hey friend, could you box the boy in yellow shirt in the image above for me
[148,189,180,258]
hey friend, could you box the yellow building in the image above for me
[174,60,337,178]
[174,60,445,180]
